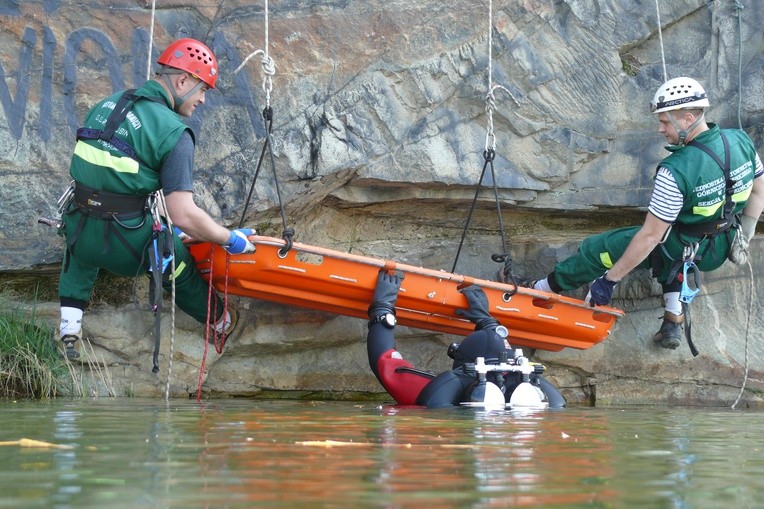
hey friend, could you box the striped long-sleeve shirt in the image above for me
[648,153,764,223]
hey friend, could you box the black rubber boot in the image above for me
[652,311,683,350]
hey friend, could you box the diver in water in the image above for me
[366,269,566,408]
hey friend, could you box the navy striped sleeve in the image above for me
[648,167,683,223]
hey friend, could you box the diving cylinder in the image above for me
[509,353,547,408]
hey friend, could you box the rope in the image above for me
[142,3,173,400]
[654,0,668,82]
[451,0,517,281]
[734,0,744,129]
[731,257,755,409]
[156,190,176,403]
[483,0,519,152]
[197,246,215,401]
[452,150,494,274]
[727,0,751,409]
[146,0,157,81]
[233,0,295,254]
[196,248,233,401]
[233,0,276,108]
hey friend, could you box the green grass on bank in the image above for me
[0,303,70,399]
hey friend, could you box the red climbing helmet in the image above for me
[157,38,218,88]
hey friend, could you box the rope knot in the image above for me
[260,54,276,76]
[279,228,295,257]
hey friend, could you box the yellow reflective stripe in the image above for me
[169,261,186,281]
[692,201,723,217]
[732,187,752,203]
[599,252,613,269]
[74,141,139,174]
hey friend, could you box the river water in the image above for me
[0,398,762,508]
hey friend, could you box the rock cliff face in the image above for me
[2,0,763,405]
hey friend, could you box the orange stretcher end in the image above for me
[189,236,624,352]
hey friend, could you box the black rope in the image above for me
[239,108,273,228]
[279,227,295,257]
[237,107,296,256]
[682,301,699,357]
[451,149,515,292]
[264,107,293,252]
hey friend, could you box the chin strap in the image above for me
[158,69,205,113]
[668,110,705,147]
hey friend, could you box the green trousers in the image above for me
[551,226,734,292]
[58,208,223,324]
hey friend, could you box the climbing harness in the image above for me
[75,90,163,166]
[661,131,738,357]
[76,85,179,375]
[451,0,520,290]
[650,1,756,368]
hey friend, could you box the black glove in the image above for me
[370,270,405,316]
[455,285,499,330]
[587,273,618,307]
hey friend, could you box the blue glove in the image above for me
[370,270,405,315]
[587,273,618,307]
[223,228,255,254]
[456,285,499,330]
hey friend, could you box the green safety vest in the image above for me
[660,123,757,227]
[69,80,191,197]
[656,123,758,268]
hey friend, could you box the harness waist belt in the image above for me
[73,184,148,216]
[675,217,734,237]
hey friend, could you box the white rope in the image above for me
[654,0,668,82]
[142,0,174,402]
[157,189,176,404]
[233,0,276,108]
[734,0,744,129]
[731,257,755,409]
[484,0,519,152]
[146,0,157,81]
[485,0,495,152]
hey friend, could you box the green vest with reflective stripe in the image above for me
[69,80,190,196]
[659,124,757,227]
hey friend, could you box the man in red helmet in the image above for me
[56,38,254,362]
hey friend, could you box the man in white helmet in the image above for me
[524,77,764,350]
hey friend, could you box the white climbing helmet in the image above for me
[650,77,710,114]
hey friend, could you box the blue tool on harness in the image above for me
[679,260,701,304]
[678,242,701,303]
[146,194,175,373]
[149,225,174,278]
[678,242,701,356]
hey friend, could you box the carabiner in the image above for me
[682,242,699,263]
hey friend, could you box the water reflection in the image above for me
[1,400,764,508]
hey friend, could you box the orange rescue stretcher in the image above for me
[189,236,624,352]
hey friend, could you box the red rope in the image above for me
[196,246,232,401]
